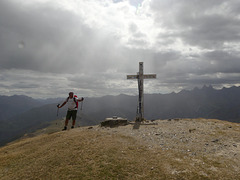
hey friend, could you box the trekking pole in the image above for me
[57,104,60,117]
[77,98,84,127]
[80,101,83,110]
[80,97,84,110]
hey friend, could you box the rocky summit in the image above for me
[0,118,240,179]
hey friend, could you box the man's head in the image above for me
[69,92,74,98]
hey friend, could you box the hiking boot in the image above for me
[62,126,67,131]
[71,126,74,129]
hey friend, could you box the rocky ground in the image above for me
[96,118,240,176]
[100,118,240,157]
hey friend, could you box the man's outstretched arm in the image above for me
[58,101,67,108]
[77,97,84,102]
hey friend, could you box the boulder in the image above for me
[101,116,128,128]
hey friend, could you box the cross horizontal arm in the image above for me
[127,74,156,79]
[127,75,138,79]
[143,74,157,79]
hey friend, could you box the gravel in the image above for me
[93,118,240,168]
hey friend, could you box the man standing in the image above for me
[57,92,84,131]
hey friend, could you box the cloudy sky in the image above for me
[1,0,240,98]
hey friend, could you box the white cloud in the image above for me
[0,0,240,98]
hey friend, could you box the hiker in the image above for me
[57,92,84,130]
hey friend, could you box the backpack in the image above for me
[66,95,78,108]
[74,95,79,108]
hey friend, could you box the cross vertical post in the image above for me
[138,62,144,121]
[127,62,156,122]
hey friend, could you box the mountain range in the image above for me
[1,85,240,146]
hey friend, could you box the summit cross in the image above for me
[127,62,156,121]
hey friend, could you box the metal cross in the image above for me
[127,62,156,121]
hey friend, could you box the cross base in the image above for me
[135,117,145,122]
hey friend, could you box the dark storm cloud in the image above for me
[0,0,97,73]
[147,0,240,91]
[203,50,240,73]
[151,0,240,49]
[180,15,240,49]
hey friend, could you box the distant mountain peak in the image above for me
[202,85,214,90]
